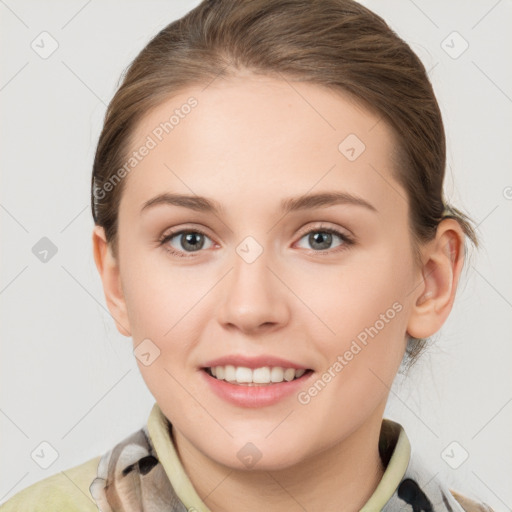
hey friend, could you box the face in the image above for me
[105,74,423,470]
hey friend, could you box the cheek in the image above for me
[305,247,410,341]
[121,255,210,393]
[304,246,411,395]
[120,247,204,338]
[316,298,406,408]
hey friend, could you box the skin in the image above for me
[93,73,465,511]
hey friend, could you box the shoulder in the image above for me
[0,455,101,512]
[450,489,496,512]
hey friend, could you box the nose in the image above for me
[216,244,290,335]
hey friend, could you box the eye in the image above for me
[158,229,215,258]
[295,226,354,254]
[158,224,355,259]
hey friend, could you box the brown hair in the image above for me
[91,0,479,365]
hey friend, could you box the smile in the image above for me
[204,365,311,386]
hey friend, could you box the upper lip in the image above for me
[202,355,311,370]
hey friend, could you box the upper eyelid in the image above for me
[296,223,352,238]
[162,222,350,237]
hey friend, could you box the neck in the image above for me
[172,408,387,512]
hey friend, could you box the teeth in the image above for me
[225,365,236,381]
[235,367,252,383]
[253,367,270,383]
[270,367,284,382]
[284,368,295,382]
[207,365,308,385]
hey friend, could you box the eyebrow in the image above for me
[140,191,377,215]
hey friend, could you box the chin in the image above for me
[221,451,305,472]
[198,436,309,472]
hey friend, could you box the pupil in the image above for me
[310,232,332,250]
[183,233,204,251]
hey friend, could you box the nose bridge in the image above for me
[217,234,288,332]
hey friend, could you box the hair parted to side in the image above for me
[91,0,479,366]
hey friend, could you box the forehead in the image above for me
[120,74,402,221]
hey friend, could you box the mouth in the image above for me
[202,366,314,386]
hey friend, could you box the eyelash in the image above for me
[157,224,355,259]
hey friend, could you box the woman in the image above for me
[1,1,495,510]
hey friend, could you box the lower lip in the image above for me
[200,369,314,408]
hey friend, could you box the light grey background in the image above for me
[1,0,511,508]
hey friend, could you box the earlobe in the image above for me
[92,225,132,337]
[406,220,465,339]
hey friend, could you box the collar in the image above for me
[89,402,466,511]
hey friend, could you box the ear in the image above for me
[92,225,132,337]
[406,219,465,339]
